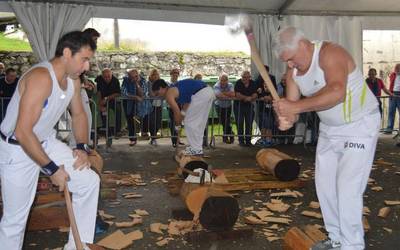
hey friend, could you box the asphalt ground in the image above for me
[23,133,400,250]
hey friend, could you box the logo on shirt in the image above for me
[313,80,320,86]
[344,141,365,150]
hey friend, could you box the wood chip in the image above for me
[363,207,371,216]
[265,202,290,213]
[363,217,370,232]
[58,226,69,233]
[378,207,391,218]
[292,190,304,197]
[252,210,274,220]
[270,191,298,198]
[126,230,143,241]
[383,227,392,233]
[98,210,116,220]
[150,161,159,165]
[262,217,291,225]
[371,186,383,192]
[384,200,400,206]
[156,237,173,247]
[244,216,267,225]
[309,201,320,209]
[253,199,263,203]
[244,206,254,211]
[115,218,142,228]
[269,224,279,230]
[123,194,143,199]
[150,223,164,234]
[97,230,133,250]
[292,202,303,206]
[266,236,281,242]
[301,210,323,219]
[135,209,149,216]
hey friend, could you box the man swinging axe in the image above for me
[152,78,215,156]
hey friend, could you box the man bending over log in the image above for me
[153,79,215,156]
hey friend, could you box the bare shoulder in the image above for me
[22,67,52,89]
[319,42,355,71]
[167,86,179,97]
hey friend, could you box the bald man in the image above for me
[272,27,380,250]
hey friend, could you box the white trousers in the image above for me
[0,134,100,250]
[316,111,380,250]
[184,87,215,151]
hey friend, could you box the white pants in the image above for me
[0,134,100,250]
[316,111,380,250]
[184,87,215,151]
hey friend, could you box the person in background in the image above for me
[213,73,235,144]
[234,70,257,146]
[365,68,391,116]
[95,68,121,146]
[255,65,277,147]
[147,69,162,146]
[0,62,5,78]
[384,63,400,134]
[121,69,143,146]
[0,68,19,121]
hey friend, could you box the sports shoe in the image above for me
[149,139,158,146]
[63,241,91,250]
[310,239,341,250]
[183,146,203,156]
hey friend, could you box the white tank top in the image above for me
[293,41,378,126]
[1,61,75,141]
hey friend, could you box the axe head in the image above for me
[224,13,253,35]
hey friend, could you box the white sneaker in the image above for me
[310,239,341,250]
[183,146,203,156]
[63,241,91,250]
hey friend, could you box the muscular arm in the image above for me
[165,87,181,124]
[70,79,89,144]
[14,68,53,166]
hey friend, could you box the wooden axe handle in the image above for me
[64,184,84,250]
[246,34,280,101]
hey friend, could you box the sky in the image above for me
[85,18,250,54]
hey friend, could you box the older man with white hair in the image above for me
[272,27,380,250]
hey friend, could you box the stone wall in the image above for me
[0,51,250,79]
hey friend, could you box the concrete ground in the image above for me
[24,134,400,250]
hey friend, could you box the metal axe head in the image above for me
[224,13,253,35]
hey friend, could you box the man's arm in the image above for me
[165,88,182,125]
[70,79,89,145]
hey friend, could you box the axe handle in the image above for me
[246,34,280,101]
[64,184,84,250]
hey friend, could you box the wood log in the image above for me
[180,183,239,231]
[27,206,69,231]
[89,149,103,176]
[256,149,300,181]
[283,226,326,250]
[175,152,207,179]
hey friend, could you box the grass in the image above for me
[0,32,31,51]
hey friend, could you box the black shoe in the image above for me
[106,138,112,147]
[396,142,400,147]
[245,142,253,147]
[172,143,177,148]
[179,142,185,145]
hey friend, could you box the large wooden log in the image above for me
[180,183,240,231]
[89,149,103,176]
[256,149,300,181]
[283,226,327,250]
[175,150,208,179]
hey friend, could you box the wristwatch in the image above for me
[75,143,91,154]
[41,161,59,176]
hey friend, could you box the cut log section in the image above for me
[89,149,103,176]
[180,183,239,231]
[283,225,327,250]
[256,149,300,181]
[175,151,208,179]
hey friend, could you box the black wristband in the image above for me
[75,143,90,154]
[41,161,59,176]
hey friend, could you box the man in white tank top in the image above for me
[272,27,380,250]
[0,31,99,250]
